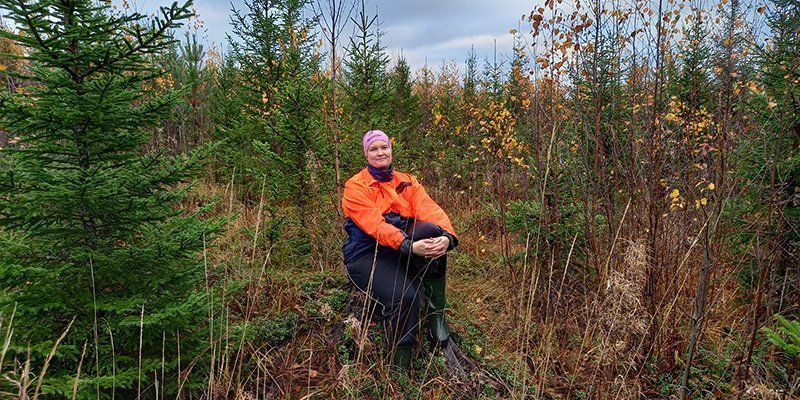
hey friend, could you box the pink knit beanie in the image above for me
[362,130,391,156]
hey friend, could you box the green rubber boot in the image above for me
[423,276,451,345]
[392,345,413,370]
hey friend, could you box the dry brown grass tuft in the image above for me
[597,240,649,360]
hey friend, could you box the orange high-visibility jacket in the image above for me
[342,167,457,254]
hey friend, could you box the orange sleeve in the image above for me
[342,180,408,249]
[408,176,457,238]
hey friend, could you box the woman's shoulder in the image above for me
[394,169,409,179]
[394,171,421,187]
[345,167,369,184]
[393,170,419,184]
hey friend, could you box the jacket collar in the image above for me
[361,167,390,186]
[360,167,413,188]
[367,163,394,182]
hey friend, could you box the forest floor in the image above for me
[187,178,793,400]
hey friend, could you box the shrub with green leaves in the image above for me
[253,312,300,345]
[763,314,800,361]
[0,0,223,397]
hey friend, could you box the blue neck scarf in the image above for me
[368,164,394,182]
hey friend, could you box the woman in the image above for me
[342,129,458,369]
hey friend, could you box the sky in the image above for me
[125,0,537,73]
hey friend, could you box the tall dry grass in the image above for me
[0,168,791,399]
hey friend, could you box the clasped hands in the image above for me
[411,236,449,259]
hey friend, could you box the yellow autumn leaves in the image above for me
[669,182,715,211]
[669,188,683,210]
[430,96,529,170]
[471,101,529,169]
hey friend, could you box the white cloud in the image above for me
[114,0,537,73]
[374,0,531,72]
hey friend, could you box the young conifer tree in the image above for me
[0,0,223,396]
[261,0,326,252]
[388,55,420,147]
[342,0,391,142]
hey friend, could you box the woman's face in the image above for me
[366,140,392,169]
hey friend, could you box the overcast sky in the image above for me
[127,0,536,73]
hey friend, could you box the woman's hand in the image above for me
[411,236,450,258]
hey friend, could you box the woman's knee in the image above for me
[405,221,443,240]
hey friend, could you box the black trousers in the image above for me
[344,221,447,347]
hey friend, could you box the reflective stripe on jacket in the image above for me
[342,167,457,263]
